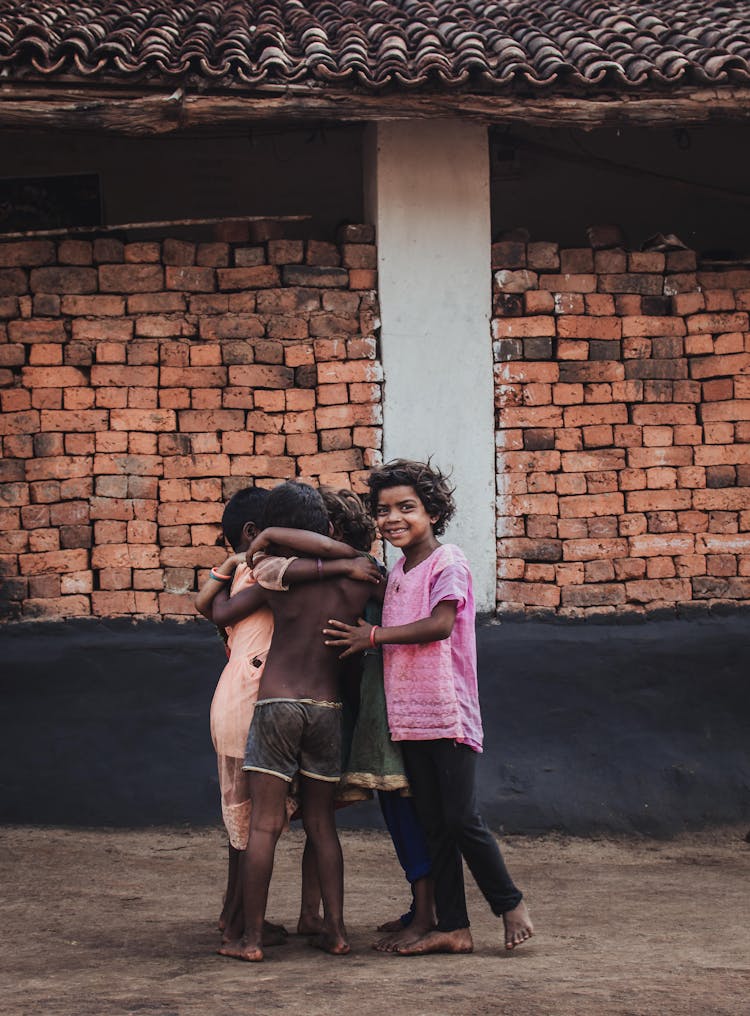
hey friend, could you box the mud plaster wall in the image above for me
[1,615,748,834]
[0,225,382,621]
[493,242,750,617]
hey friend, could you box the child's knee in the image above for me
[249,809,287,840]
[302,808,336,842]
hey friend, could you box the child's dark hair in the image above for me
[221,486,269,552]
[262,481,329,535]
[321,487,376,552]
[367,458,456,537]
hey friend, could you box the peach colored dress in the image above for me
[209,562,274,850]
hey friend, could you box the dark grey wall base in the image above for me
[1,616,748,835]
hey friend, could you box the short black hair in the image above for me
[221,486,270,551]
[321,486,376,552]
[262,481,329,535]
[367,458,456,537]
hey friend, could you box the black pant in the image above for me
[401,739,522,932]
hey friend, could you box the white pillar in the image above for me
[364,120,496,612]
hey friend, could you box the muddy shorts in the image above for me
[243,698,343,783]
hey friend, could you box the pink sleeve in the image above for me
[250,552,298,591]
[429,561,470,612]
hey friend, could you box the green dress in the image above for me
[338,591,410,800]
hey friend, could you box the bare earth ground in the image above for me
[1,826,748,1016]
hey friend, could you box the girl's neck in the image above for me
[402,533,440,572]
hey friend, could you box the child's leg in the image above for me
[429,740,533,951]
[395,741,473,956]
[221,844,242,933]
[298,835,325,934]
[216,755,251,932]
[374,791,434,948]
[218,771,289,962]
[299,775,349,955]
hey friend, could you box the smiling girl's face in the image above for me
[375,485,439,555]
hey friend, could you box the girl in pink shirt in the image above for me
[324,459,533,956]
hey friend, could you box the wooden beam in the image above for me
[0,214,309,241]
[0,85,749,133]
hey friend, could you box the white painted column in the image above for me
[364,120,496,612]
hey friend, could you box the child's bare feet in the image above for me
[373,918,434,953]
[221,917,287,946]
[297,913,326,935]
[217,937,264,962]
[394,927,473,956]
[309,928,351,955]
[376,916,408,933]
[503,900,534,950]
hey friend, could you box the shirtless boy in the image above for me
[218,481,375,963]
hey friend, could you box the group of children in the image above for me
[195,459,533,962]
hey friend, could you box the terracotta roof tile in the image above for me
[1,1,750,91]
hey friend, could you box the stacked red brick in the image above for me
[493,242,750,616]
[0,226,381,620]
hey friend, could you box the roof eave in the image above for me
[1,81,750,133]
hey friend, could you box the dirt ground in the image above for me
[1,825,748,1016]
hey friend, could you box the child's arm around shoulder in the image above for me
[249,527,359,561]
[194,552,268,627]
[248,529,382,589]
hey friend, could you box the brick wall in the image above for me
[0,225,382,621]
[493,242,750,617]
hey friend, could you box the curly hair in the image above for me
[367,459,456,537]
[320,486,376,552]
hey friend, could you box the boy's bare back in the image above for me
[259,577,372,701]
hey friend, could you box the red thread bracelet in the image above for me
[369,625,379,648]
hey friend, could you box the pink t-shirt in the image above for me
[381,543,484,752]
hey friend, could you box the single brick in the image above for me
[162,240,196,266]
[29,267,97,294]
[538,274,597,293]
[99,264,164,292]
[562,584,626,607]
[349,269,378,290]
[166,266,216,292]
[282,266,349,288]
[494,270,538,294]
[72,319,134,342]
[0,241,56,267]
[0,269,28,296]
[217,266,280,290]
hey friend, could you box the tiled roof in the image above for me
[1,1,750,91]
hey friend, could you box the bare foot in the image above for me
[503,900,534,950]
[297,914,326,936]
[376,916,408,933]
[217,938,264,962]
[394,927,473,956]
[373,920,434,953]
[262,924,288,948]
[310,930,351,956]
